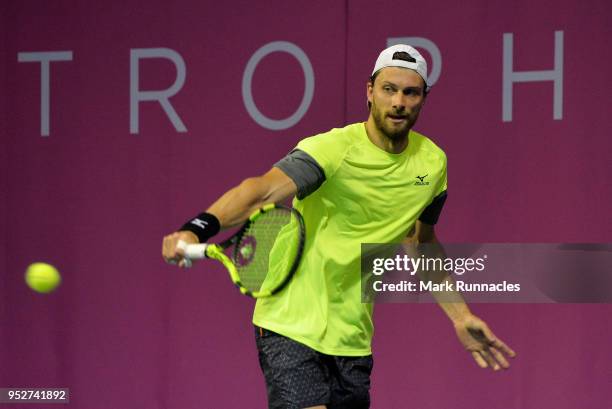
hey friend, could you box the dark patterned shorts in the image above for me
[255,326,373,409]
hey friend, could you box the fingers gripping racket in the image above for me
[178,204,305,298]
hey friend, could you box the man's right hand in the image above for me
[162,231,199,267]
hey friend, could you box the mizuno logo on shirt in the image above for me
[414,174,429,186]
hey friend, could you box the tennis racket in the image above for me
[177,204,305,298]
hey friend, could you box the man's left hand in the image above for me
[453,314,516,371]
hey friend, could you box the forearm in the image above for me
[206,177,272,229]
[404,236,473,324]
[434,276,472,324]
[206,169,297,229]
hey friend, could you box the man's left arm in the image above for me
[405,221,517,371]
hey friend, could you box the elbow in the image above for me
[237,168,295,208]
[238,176,270,207]
[419,234,438,244]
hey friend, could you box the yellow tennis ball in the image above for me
[25,262,61,293]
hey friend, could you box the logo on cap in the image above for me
[392,51,416,64]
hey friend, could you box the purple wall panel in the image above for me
[1,0,8,386]
[2,0,611,408]
[346,0,612,243]
[346,2,612,408]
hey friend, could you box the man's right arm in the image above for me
[162,167,297,265]
[206,167,297,228]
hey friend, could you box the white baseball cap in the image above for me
[371,44,429,89]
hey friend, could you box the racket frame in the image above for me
[205,203,305,298]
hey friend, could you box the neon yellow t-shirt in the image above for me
[253,122,447,356]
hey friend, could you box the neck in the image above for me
[365,117,409,154]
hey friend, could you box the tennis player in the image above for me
[162,44,516,409]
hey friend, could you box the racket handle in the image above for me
[177,240,209,260]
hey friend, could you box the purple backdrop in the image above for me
[2,0,611,408]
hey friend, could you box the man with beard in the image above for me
[162,44,516,409]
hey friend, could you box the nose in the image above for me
[391,91,406,112]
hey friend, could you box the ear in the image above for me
[366,81,374,105]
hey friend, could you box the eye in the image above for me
[403,88,422,96]
[382,85,394,93]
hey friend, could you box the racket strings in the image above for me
[234,209,300,293]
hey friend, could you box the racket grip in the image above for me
[177,240,209,260]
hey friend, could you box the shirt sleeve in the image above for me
[295,130,349,180]
[419,148,448,225]
[418,190,447,225]
[273,149,326,200]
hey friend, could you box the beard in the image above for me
[371,99,420,141]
